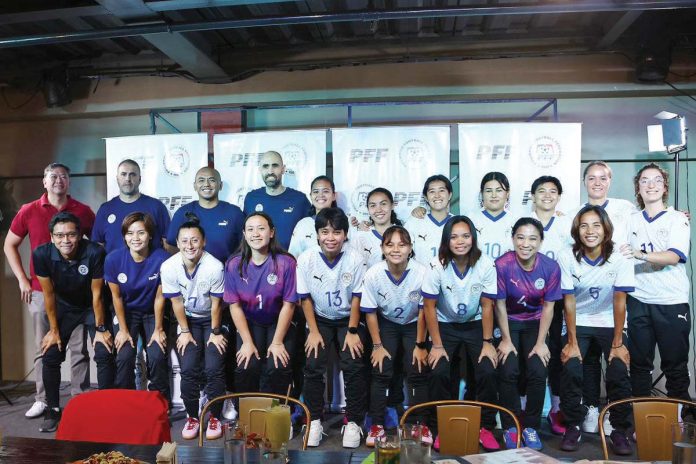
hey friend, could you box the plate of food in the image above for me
[69,450,148,464]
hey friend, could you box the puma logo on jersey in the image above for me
[510,278,520,288]
[313,275,324,282]
[632,232,638,236]
[678,313,688,322]
[378,291,387,300]
[429,263,436,269]
[476,227,482,234]
[445,285,453,292]
[148,273,158,281]
[218,220,229,226]
[305,234,312,239]
[241,277,249,284]
[364,247,372,255]
[571,274,581,282]
[284,206,294,213]
[418,234,427,241]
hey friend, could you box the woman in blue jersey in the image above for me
[352,188,402,267]
[422,216,499,451]
[557,205,633,454]
[289,175,337,258]
[224,212,298,395]
[105,212,169,395]
[495,217,562,451]
[361,225,431,447]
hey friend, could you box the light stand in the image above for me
[648,112,687,209]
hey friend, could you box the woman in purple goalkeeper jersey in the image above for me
[495,217,562,451]
[224,212,298,395]
[105,212,169,396]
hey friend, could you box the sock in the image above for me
[551,395,561,413]
[520,395,527,411]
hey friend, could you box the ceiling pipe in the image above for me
[1,1,696,49]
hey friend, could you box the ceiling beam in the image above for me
[596,10,643,48]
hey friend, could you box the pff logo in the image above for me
[281,143,308,174]
[228,153,262,168]
[399,139,428,169]
[163,146,191,176]
[528,136,561,168]
[349,148,389,163]
[350,183,376,216]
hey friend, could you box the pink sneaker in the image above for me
[547,410,566,435]
[418,425,434,446]
[182,417,200,440]
[206,416,222,440]
[366,425,385,447]
[433,434,440,451]
[479,428,500,451]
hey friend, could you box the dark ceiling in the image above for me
[0,0,695,88]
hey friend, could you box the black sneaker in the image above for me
[39,407,61,433]
[610,430,633,456]
[560,425,582,451]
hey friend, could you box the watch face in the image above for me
[348,327,358,334]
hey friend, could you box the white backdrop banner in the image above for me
[214,130,327,207]
[457,123,582,217]
[104,133,209,217]
[332,126,450,222]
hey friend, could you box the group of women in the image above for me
[101,160,690,455]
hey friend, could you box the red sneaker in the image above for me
[366,425,385,447]
[479,428,500,451]
[433,434,440,451]
[547,410,566,435]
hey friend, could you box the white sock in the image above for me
[551,395,561,413]
[520,395,527,410]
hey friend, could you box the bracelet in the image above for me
[180,328,190,334]
[612,343,624,349]
[432,344,444,350]
[271,342,284,346]
[373,343,383,349]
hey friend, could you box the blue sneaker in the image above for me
[385,407,399,429]
[290,404,305,425]
[503,427,518,449]
[522,427,543,450]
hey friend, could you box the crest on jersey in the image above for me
[117,273,128,283]
[255,203,263,212]
[607,271,617,281]
[534,278,545,289]
[341,272,353,286]
[107,214,116,224]
[267,273,278,285]
[198,281,210,292]
[471,284,483,294]
[658,228,669,240]
[408,291,420,302]
[78,265,89,275]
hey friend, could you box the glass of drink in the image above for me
[261,438,288,464]
[400,425,431,464]
[265,404,292,452]
[672,422,696,464]
[376,430,400,464]
[224,420,247,464]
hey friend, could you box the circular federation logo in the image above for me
[534,278,546,290]
[281,143,308,173]
[399,139,428,169]
[658,228,669,240]
[408,291,420,303]
[267,273,278,285]
[350,183,375,219]
[198,281,210,292]
[78,265,89,276]
[341,272,353,286]
[117,273,128,284]
[471,284,483,294]
[528,136,562,168]
[163,145,191,177]
[255,203,264,212]
[107,214,116,224]
[607,271,617,280]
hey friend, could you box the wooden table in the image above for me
[0,436,356,464]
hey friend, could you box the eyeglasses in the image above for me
[639,176,665,186]
[53,232,79,239]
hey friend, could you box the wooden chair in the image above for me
[399,400,522,455]
[599,396,696,460]
[198,392,311,449]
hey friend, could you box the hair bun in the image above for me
[184,212,200,225]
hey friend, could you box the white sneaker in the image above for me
[306,419,325,447]
[25,401,47,418]
[342,421,363,448]
[582,405,600,433]
[222,399,238,420]
[603,411,614,435]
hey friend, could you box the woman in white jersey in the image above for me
[289,175,337,258]
[469,172,519,261]
[352,188,403,267]
[557,205,633,455]
[622,163,692,417]
[422,215,499,451]
[360,225,432,447]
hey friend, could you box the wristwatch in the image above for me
[95,325,107,333]
[415,341,427,350]
[348,326,358,335]
[212,327,221,336]
[482,337,495,344]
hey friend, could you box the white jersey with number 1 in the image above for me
[405,213,453,266]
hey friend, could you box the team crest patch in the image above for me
[107,214,116,224]
[658,228,669,240]
[78,265,89,275]
[408,291,420,302]
[117,273,128,283]
[341,272,353,286]
[198,281,209,292]
[255,203,263,212]
[534,278,545,290]
[267,273,278,285]
[471,284,483,294]
[607,271,617,280]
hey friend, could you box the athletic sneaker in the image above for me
[206,416,222,440]
[547,410,566,435]
[222,399,238,420]
[26,400,47,419]
[521,427,543,450]
[560,425,582,452]
[366,425,385,447]
[306,419,325,447]
[39,407,61,433]
[182,417,200,440]
[582,405,600,433]
[609,430,633,456]
[342,421,363,448]
[603,411,614,435]
[419,425,434,446]
[479,428,500,451]
[385,407,399,429]
[503,427,518,449]
[291,404,305,425]
[433,435,440,451]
